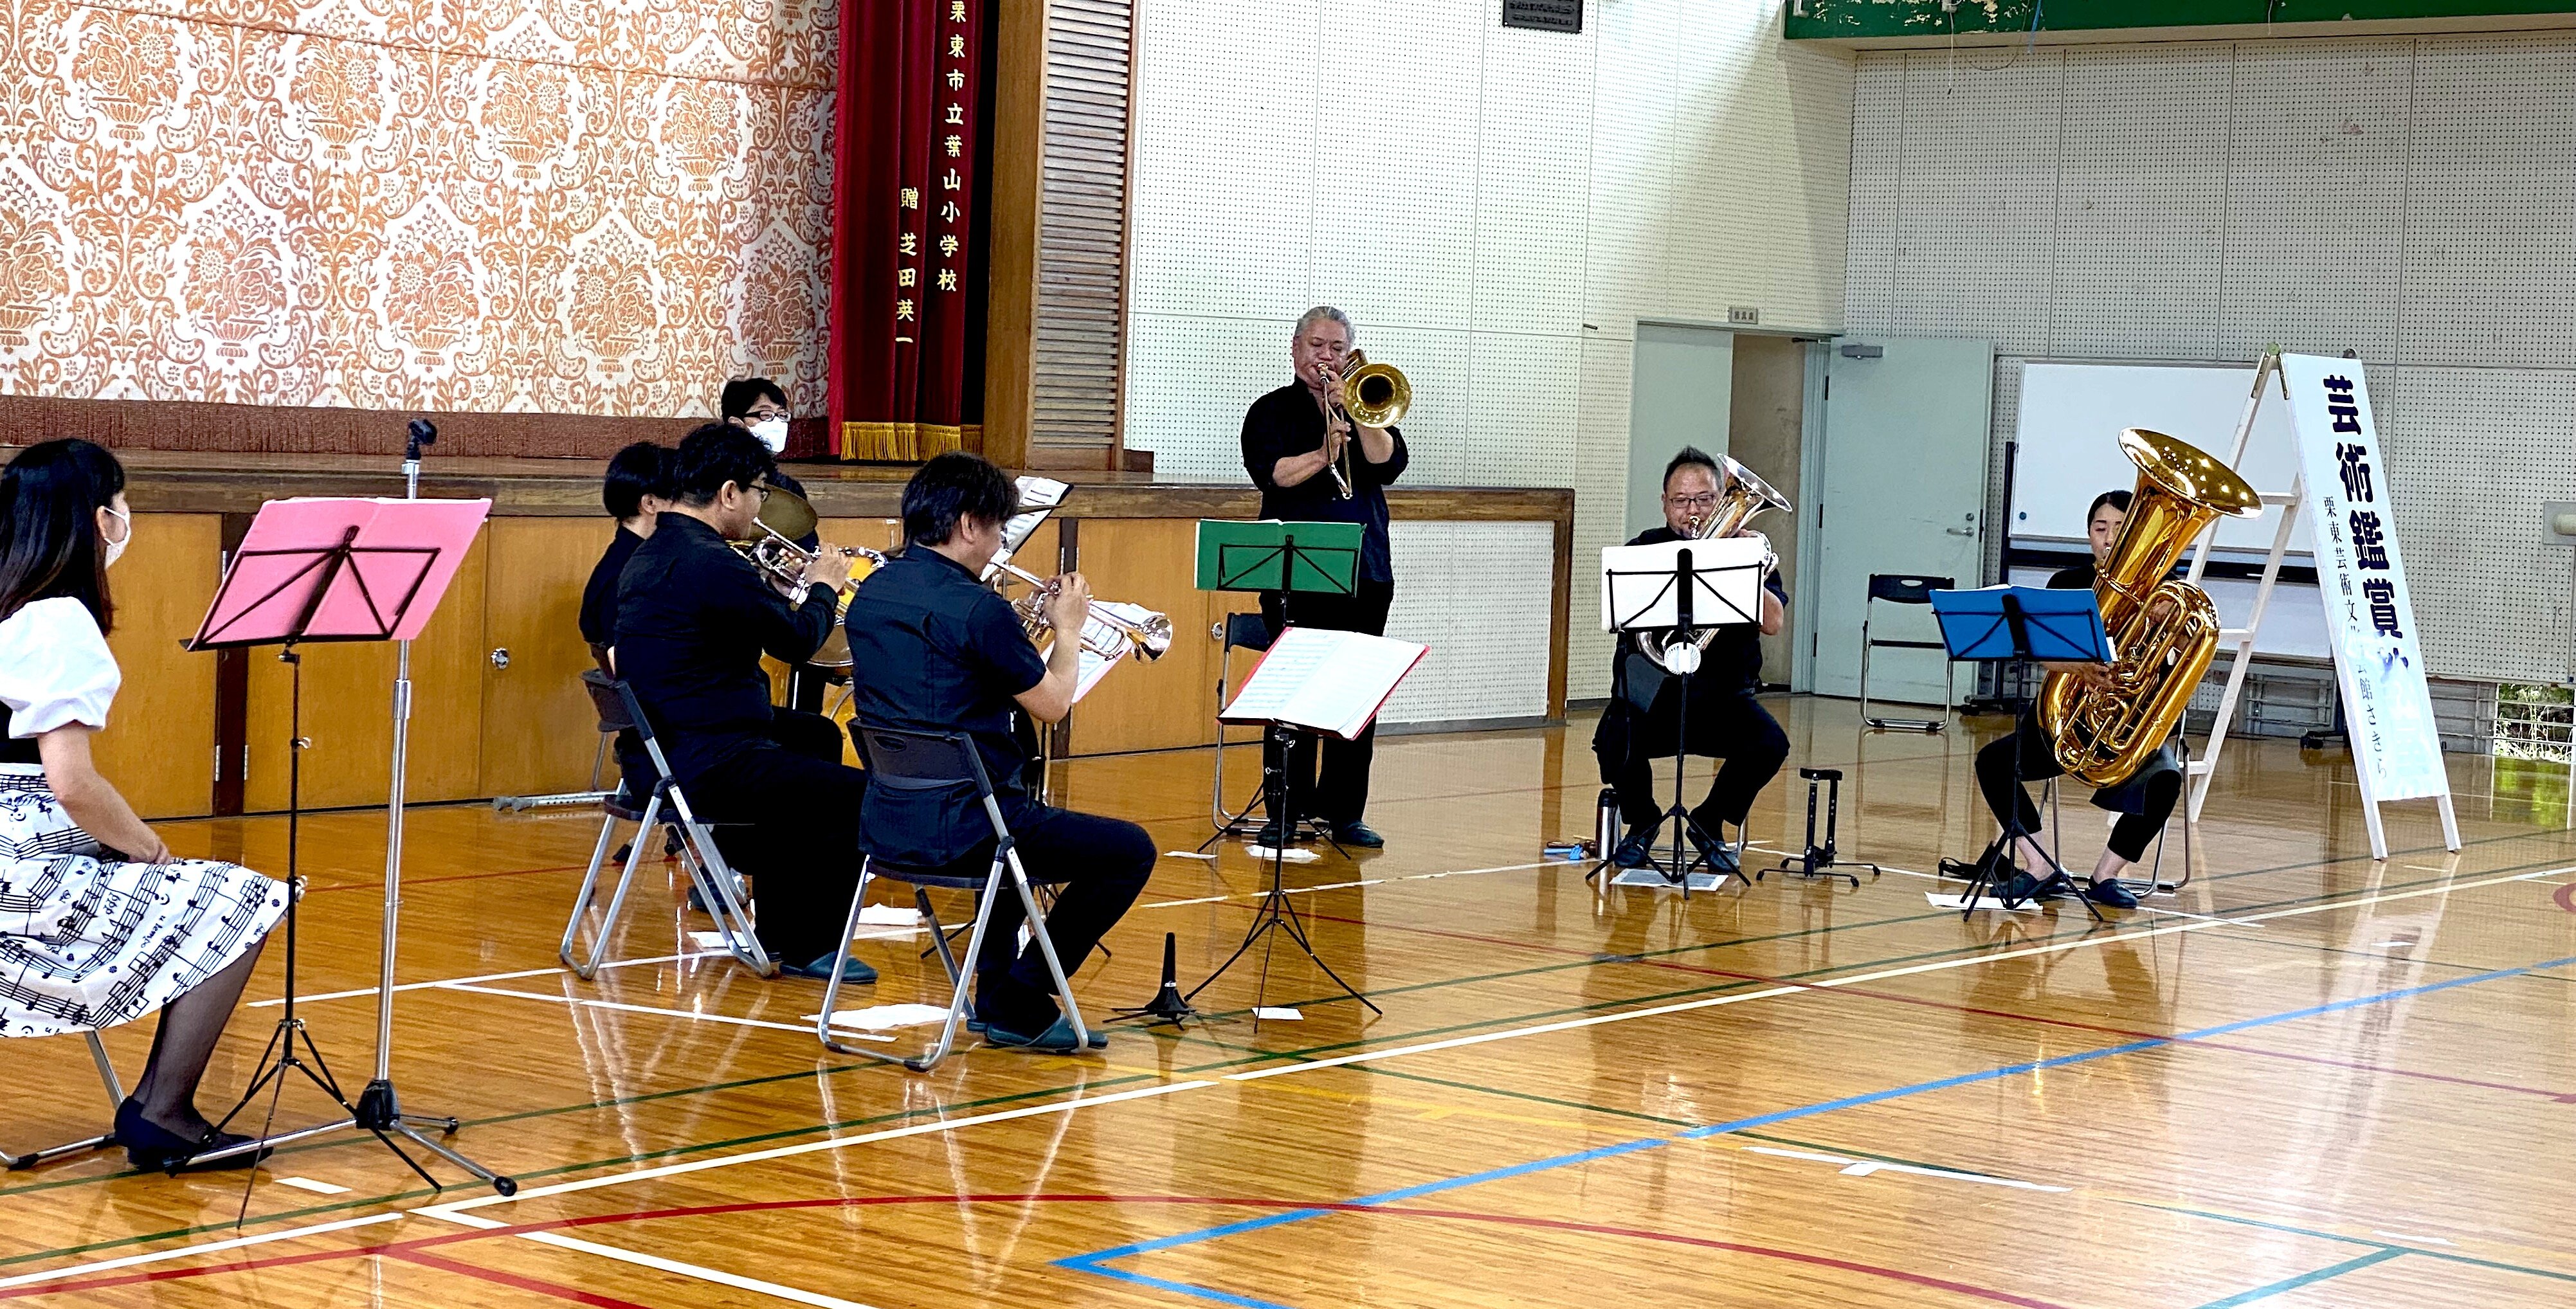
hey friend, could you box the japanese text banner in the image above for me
[2282,354,2448,802]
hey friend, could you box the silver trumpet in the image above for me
[992,560,1175,662]
[731,484,880,669]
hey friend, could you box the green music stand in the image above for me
[1193,519,1364,852]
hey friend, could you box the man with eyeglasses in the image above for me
[1591,446,1791,875]
[612,422,878,982]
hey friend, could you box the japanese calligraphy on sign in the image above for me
[2282,355,2448,804]
[884,0,979,347]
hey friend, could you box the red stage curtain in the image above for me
[829,0,989,462]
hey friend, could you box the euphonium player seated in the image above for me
[1975,489,2177,910]
[1593,447,1790,876]
[843,453,1154,1052]
[612,423,875,980]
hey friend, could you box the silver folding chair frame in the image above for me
[559,687,774,980]
[3,1031,125,1171]
[817,759,1087,1072]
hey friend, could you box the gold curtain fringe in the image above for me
[836,421,980,462]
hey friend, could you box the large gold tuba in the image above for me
[1640,456,1793,675]
[2037,429,2262,786]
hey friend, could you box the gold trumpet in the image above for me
[1320,349,1411,500]
[992,560,1175,662]
[732,483,879,669]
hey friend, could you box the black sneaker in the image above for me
[1611,827,1656,869]
[1690,827,1741,876]
[1252,818,1297,846]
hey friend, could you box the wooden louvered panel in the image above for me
[1032,0,1132,460]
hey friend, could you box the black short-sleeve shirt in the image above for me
[613,514,835,779]
[844,547,1048,794]
[579,525,644,649]
[1240,379,1408,584]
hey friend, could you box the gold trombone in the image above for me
[1319,349,1411,500]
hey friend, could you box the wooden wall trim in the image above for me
[0,393,705,460]
[981,0,1048,471]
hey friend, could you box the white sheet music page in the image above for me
[1067,601,1152,703]
[1220,626,1428,739]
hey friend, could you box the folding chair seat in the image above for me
[559,674,773,980]
[1859,573,1955,732]
[816,724,1089,1072]
[1,1031,124,1171]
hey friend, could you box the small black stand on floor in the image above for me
[1927,587,2109,923]
[1759,767,1878,888]
[1115,932,1199,1026]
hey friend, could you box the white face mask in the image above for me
[101,507,131,569]
[750,418,789,453]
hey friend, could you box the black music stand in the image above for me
[1591,537,1767,896]
[1927,586,2109,921]
[183,494,513,1198]
[1192,519,1362,851]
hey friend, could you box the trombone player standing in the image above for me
[1238,305,1408,849]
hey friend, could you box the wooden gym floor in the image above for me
[3,696,2574,1308]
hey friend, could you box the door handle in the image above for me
[1945,527,1974,537]
[490,647,511,670]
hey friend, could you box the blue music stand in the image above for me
[1928,586,2111,919]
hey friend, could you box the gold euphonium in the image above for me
[2037,429,2262,786]
[730,483,880,669]
[1641,456,1791,675]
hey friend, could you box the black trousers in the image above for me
[1595,686,1790,833]
[1975,710,2180,865]
[974,801,1156,991]
[1258,579,1395,826]
[682,710,866,966]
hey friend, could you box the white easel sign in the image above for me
[2280,355,2452,810]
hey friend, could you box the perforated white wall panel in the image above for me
[1847,32,2576,686]
[1127,0,1853,718]
[1380,521,1556,726]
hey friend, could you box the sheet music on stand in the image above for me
[1069,600,1159,703]
[1220,626,1427,740]
[1599,536,1767,634]
[984,476,1069,581]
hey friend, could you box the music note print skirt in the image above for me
[0,766,288,1039]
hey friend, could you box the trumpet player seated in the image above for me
[844,453,1155,1052]
[612,422,874,981]
[721,377,834,714]
[1238,305,1409,849]
[1975,490,2177,911]
[1593,447,1790,876]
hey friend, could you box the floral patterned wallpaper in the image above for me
[0,0,837,423]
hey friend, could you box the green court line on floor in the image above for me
[2194,1248,2408,1307]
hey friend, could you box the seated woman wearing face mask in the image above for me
[0,440,290,1170]
[720,377,834,714]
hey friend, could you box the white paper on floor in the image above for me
[1163,851,1219,861]
[805,1003,956,1031]
[688,930,733,950]
[1252,1007,1303,1021]
[1923,892,2042,912]
[1247,845,1322,863]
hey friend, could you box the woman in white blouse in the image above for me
[0,440,287,1171]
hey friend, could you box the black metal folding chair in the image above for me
[1210,610,1274,838]
[1,1031,124,1171]
[817,724,1088,1071]
[1859,573,1955,732]
[557,674,773,979]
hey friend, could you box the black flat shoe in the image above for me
[114,1099,269,1172]
[1331,822,1385,849]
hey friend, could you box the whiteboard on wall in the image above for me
[2011,363,2312,561]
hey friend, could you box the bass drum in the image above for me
[806,554,877,669]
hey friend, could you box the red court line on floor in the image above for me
[302,860,599,895]
[2555,883,2576,914]
[1296,908,2576,1105]
[387,1249,660,1309]
[0,1193,2060,1307]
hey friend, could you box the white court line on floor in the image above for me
[1741,1146,2069,1193]
[271,1176,351,1196]
[434,982,894,1042]
[417,1206,880,1306]
[10,863,2559,1295]
[250,952,701,1009]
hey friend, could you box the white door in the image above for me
[1806,338,1993,703]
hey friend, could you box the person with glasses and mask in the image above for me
[721,377,835,712]
[1592,447,1790,876]
[611,423,874,980]
[0,440,289,1170]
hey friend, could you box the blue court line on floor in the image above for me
[1057,950,2576,1306]
[2193,1248,2408,1307]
